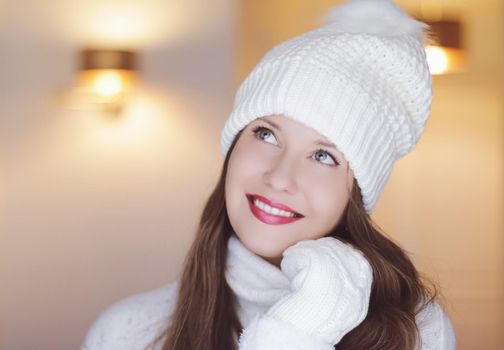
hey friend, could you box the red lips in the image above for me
[246,194,304,225]
[249,194,302,216]
[247,195,301,225]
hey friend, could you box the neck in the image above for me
[262,255,282,268]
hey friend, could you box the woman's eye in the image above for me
[253,126,277,145]
[313,149,338,166]
[251,126,338,166]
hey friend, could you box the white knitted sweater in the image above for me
[81,235,456,349]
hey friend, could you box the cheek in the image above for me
[224,143,266,220]
[226,143,270,189]
[304,171,350,226]
[224,155,243,220]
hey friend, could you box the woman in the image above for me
[82,0,456,349]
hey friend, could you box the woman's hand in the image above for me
[265,236,373,346]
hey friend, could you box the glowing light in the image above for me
[55,1,200,48]
[83,90,180,152]
[425,45,449,75]
[72,69,136,115]
[92,71,125,97]
[424,45,466,75]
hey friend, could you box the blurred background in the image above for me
[0,0,502,349]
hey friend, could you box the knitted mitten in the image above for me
[239,237,373,349]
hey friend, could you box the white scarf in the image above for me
[223,235,456,350]
[225,234,291,327]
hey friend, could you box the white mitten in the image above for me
[265,237,373,346]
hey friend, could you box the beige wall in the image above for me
[0,0,236,349]
[1,0,502,349]
[237,0,504,349]
[381,2,504,348]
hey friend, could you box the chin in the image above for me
[238,232,285,258]
[256,247,283,259]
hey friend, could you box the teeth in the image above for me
[253,198,296,218]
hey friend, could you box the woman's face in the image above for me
[225,115,353,266]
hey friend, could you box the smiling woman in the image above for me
[225,116,354,263]
[81,1,456,350]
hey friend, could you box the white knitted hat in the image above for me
[220,0,432,213]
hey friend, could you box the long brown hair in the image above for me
[152,131,437,350]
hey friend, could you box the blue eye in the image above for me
[313,149,339,166]
[252,126,277,145]
[251,126,339,167]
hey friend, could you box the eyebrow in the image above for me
[261,118,338,149]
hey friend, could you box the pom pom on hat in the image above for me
[322,0,427,40]
[220,0,432,213]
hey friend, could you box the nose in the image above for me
[262,151,298,194]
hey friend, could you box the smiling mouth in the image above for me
[246,194,304,218]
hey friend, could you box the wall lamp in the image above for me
[416,0,466,75]
[78,49,138,115]
[424,20,465,75]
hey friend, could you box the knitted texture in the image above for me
[220,0,432,213]
[238,314,334,350]
[80,235,456,349]
[263,237,372,345]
